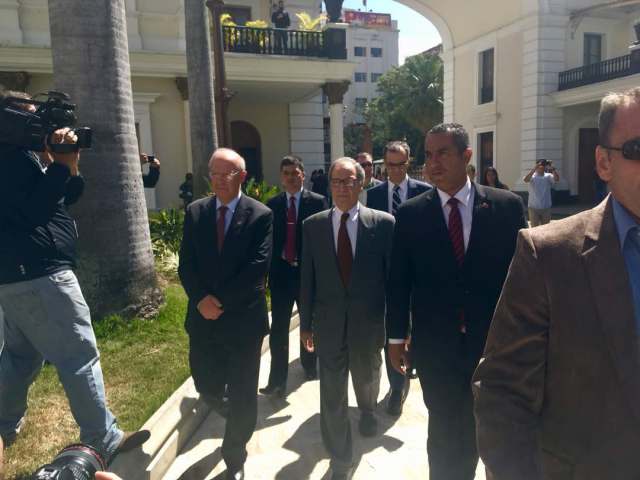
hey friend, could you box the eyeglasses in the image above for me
[359,162,373,168]
[330,178,360,188]
[601,138,640,161]
[386,162,409,170]
[210,170,242,181]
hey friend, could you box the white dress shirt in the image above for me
[436,177,475,251]
[387,175,409,213]
[332,203,359,257]
[216,190,242,235]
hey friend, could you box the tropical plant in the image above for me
[49,0,158,317]
[149,208,185,257]
[243,178,281,204]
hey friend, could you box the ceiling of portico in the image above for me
[227,79,325,103]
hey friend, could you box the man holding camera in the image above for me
[0,96,149,460]
[140,152,160,188]
[523,159,560,227]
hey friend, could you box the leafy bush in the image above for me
[149,208,184,258]
[243,178,280,204]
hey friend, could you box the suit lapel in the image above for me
[407,179,417,200]
[582,199,640,423]
[424,188,459,273]
[380,181,390,212]
[298,189,310,226]
[464,183,492,266]
[351,206,374,288]
[202,196,220,260]
[221,194,251,254]
[324,208,342,282]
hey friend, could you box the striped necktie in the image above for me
[392,185,401,216]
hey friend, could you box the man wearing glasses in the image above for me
[355,152,381,204]
[366,140,431,416]
[299,158,395,480]
[474,88,640,478]
[178,148,273,480]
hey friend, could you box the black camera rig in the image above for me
[0,91,92,153]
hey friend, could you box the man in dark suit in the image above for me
[300,157,395,480]
[473,88,640,479]
[356,152,381,204]
[260,155,327,397]
[366,140,431,416]
[178,148,273,480]
[387,124,526,480]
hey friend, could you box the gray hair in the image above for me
[209,147,246,171]
[384,140,411,161]
[599,87,640,146]
[329,157,365,183]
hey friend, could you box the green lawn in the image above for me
[3,284,190,480]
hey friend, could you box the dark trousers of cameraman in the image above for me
[0,271,123,457]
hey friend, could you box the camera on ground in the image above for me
[32,444,105,480]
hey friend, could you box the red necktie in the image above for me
[447,198,465,267]
[217,205,228,252]
[285,196,297,264]
[337,212,353,287]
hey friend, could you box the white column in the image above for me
[323,81,350,162]
[289,91,325,172]
[133,92,161,209]
[0,0,23,45]
[329,103,345,160]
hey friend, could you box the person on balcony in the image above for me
[271,1,290,54]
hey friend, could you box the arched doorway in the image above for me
[231,120,263,180]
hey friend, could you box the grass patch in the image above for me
[3,284,189,480]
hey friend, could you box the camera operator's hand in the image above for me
[140,153,160,169]
[47,127,80,173]
[95,472,123,480]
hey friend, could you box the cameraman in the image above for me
[140,153,160,188]
[523,158,560,227]
[0,96,149,460]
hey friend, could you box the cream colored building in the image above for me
[390,0,639,202]
[0,0,355,208]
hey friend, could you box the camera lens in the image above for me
[33,444,106,480]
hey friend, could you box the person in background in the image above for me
[271,1,290,53]
[179,172,194,209]
[466,164,476,183]
[482,166,509,190]
[140,153,160,189]
[523,159,559,227]
[356,152,381,204]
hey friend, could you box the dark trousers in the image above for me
[268,263,316,387]
[189,333,264,471]
[415,336,479,480]
[319,340,382,474]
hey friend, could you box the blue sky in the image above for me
[341,0,441,64]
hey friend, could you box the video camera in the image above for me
[32,443,105,480]
[0,91,92,153]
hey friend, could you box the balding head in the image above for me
[209,148,247,204]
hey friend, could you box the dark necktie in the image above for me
[285,196,297,264]
[392,185,401,216]
[337,212,353,287]
[447,197,465,267]
[217,205,228,252]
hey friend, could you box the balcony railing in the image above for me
[558,54,635,90]
[223,26,327,58]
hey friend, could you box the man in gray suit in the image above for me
[300,157,395,480]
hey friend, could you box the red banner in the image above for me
[344,10,392,28]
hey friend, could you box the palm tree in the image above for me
[185,0,218,197]
[48,0,159,318]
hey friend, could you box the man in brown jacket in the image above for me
[473,87,640,479]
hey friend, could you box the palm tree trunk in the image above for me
[48,0,160,318]
[184,0,218,197]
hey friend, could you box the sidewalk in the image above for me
[162,327,487,480]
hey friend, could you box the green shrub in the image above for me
[149,208,184,258]
[243,178,280,204]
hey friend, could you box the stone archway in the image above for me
[394,0,455,122]
[231,120,263,180]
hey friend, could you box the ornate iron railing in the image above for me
[222,26,326,57]
[558,54,633,90]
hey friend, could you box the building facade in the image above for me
[0,0,355,209]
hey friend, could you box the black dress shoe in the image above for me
[226,466,244,480]
[259,383,286,398]
[201,393,230,418]
[358,412,378,437]
[386,389,407,416]
[304,370,318,381]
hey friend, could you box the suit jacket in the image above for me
[266,189,327,286]
[366,178,431,213]
[387,184,526,406]
[473,198,640,480]
[178,194,273,342]
[300,205,395,357]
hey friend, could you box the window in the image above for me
[478,132,494,178]
[371,47,383,57]
[583,33,602,66]
[478,48,494,104]
[354,97,367,112]
[355,72,367,82]
[354,46,367,57]
[222,6,251,25]
[371,73,383,83]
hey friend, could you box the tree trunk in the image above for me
[184,0,218,197]
[48,0,160,318]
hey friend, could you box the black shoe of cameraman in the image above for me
[113,430,150,456]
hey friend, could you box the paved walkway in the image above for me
[163,328,486,480]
